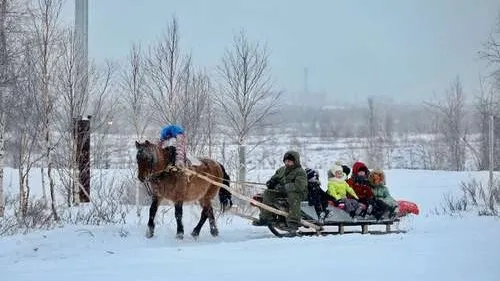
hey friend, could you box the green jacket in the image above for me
[371,183,397,208]
[267,150,308,198]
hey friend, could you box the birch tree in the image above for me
[215,30,281,183]
[119,42,149,140]
[0,0,25,217]
[26,0,64,220]
[10,42,45,215]
[0,0,9,217]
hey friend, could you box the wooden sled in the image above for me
[248,193,413,238]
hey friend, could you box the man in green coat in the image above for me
[252,150,308,231]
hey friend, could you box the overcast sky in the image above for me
[63,0,500,105]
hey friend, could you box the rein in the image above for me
[144,165,267,189]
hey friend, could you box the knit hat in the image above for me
[283,152,296,162]
[328,165,344,179]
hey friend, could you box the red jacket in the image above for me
[347,161,373,201]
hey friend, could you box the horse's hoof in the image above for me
[210,228,219,237]
[191,231,200,239]
[145,230,154,239]
[176,233,184,240]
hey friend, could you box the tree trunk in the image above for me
[237,143,246,193]
[18,167,28,217]
[0,121,4,217]
[135,183,140,218]
[0,0,7,218]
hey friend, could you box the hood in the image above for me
[352,161,369,175]
[283,150,301,167]
[368,169,386,185]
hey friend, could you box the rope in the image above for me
[179,166,322,232]
[144,165,267,189]
[196,170,267,188]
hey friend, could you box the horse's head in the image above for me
[135,140,161,182]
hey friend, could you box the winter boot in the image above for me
[252,218,270,227]
[355,205,364,216]
[281,221,299,233]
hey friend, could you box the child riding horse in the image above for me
[135,140,232,240]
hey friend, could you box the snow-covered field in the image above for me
[1,165,499,281]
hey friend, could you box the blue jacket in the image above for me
[160,124,184,141]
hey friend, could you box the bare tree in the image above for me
[0,0,9,217]
[119,42,149,140]
[424,76,467,171]
[479,11,500,74]
[365,97,385,168]
[215,30,281,183]
[51,28,117,205]
[178,66,213,155]
[26,0,64,220]
[473,77,498,170]
[143,16,186,124]
[478,12,500,171]
[0,0,27,217]
[10,46,44,215]
[143,16,213,154]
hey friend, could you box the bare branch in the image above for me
[215,29,282,143]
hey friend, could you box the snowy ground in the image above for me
[1,168,499,281]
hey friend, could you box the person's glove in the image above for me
[157,140,164,147]
[275,184,286,193]
[266,178,279,189]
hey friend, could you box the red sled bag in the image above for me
[397,200,419,216]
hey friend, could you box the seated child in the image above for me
[326,165,364,218]
[368,169,398,219]
[305,167,328,217]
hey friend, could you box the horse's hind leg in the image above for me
[191,205,209,238]
[174,202,184,240]
[146,196,159,238]
[206,204,219,237]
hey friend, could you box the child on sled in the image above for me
[368,169,399,220]
[326,165,365,218]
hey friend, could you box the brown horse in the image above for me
[135,140,232,240]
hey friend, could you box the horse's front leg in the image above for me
[174,202,184,240]
[146,196,159,238]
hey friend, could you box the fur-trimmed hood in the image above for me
[368,169,386,185]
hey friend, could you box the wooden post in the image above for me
[73,116,91,203]
[386,223,391,233]
[362,224,368,234]
[489,115,494,190]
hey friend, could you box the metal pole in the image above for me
[75,0,88,97]
[489,115,494,190]
[75,0,89,202]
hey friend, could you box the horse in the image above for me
[135,140,233,240]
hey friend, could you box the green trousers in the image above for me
[259,189,303,225]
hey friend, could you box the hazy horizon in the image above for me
[63,0,500,105]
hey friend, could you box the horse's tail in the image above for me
[218,162,233,212]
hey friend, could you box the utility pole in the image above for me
[75,0,88,84]
[74,0,90,203]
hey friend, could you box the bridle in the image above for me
[137,144,159,195]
